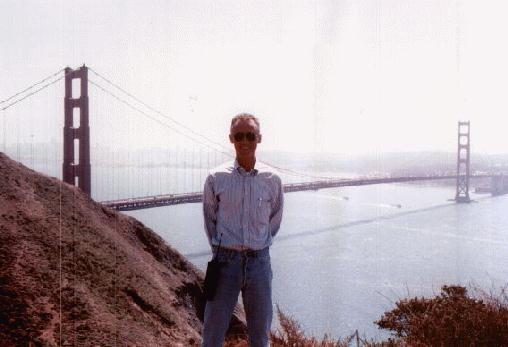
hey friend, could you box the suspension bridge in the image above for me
[1,65,507,211]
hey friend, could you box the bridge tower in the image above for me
[455,121,470,203]
[63,65,91,195]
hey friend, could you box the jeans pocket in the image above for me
[257,254,270,264]
[253,255,272,281]
[218,258,241,280]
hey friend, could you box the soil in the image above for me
[0,152,246,346]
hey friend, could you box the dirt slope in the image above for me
[0,152,246,346]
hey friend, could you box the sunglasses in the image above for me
[232,132,257,142]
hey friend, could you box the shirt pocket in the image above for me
[254,188,273,226]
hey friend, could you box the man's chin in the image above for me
[236,151,255,157]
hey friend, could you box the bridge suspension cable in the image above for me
[88,67,343,181]
[1,75,65,111]
[89,67,229,153]
[89,79,233,157]
[0,68,65,105]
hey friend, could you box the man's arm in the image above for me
[269,176,284,237]
[203,174,218,247]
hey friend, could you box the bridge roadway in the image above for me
[101,174,490,211]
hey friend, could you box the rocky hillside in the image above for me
[0,152,246,346]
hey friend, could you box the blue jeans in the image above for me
[202,247,273,347]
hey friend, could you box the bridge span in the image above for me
[101,174,490,211]
[6,65,504,210]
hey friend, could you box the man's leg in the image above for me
[202,259,242,347]
[242,253,273,347]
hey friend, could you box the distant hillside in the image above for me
[259,150,508,176]
[6,141,508,177]
[0,152,246,346]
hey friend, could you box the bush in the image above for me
[375,285,508,346]
[226,285,508,346]
[270,305,353,347]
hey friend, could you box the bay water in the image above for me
[15,155,508,339]
[125,180,508,340]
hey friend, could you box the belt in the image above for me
[212,246,268,258]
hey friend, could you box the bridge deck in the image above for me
[101,175,489,211]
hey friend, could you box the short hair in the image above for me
[230,113,260,133]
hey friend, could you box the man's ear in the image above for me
[257,134,262,143]
[229,134,234,143]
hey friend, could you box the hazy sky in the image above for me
[1,0,508,155]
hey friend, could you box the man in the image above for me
[202,113,284,347]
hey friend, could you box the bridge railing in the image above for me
[103,174,493,211]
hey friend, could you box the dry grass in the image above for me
[227,284,508,347]
[375,285,508,346]
[270,305,353,347]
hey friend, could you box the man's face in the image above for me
[229,119,262,158]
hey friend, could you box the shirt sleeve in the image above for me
[203,174,218,247]
[269,176,284,237]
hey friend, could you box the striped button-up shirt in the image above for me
[203,159,284,251]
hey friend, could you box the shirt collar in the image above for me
[234,159,259,175]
